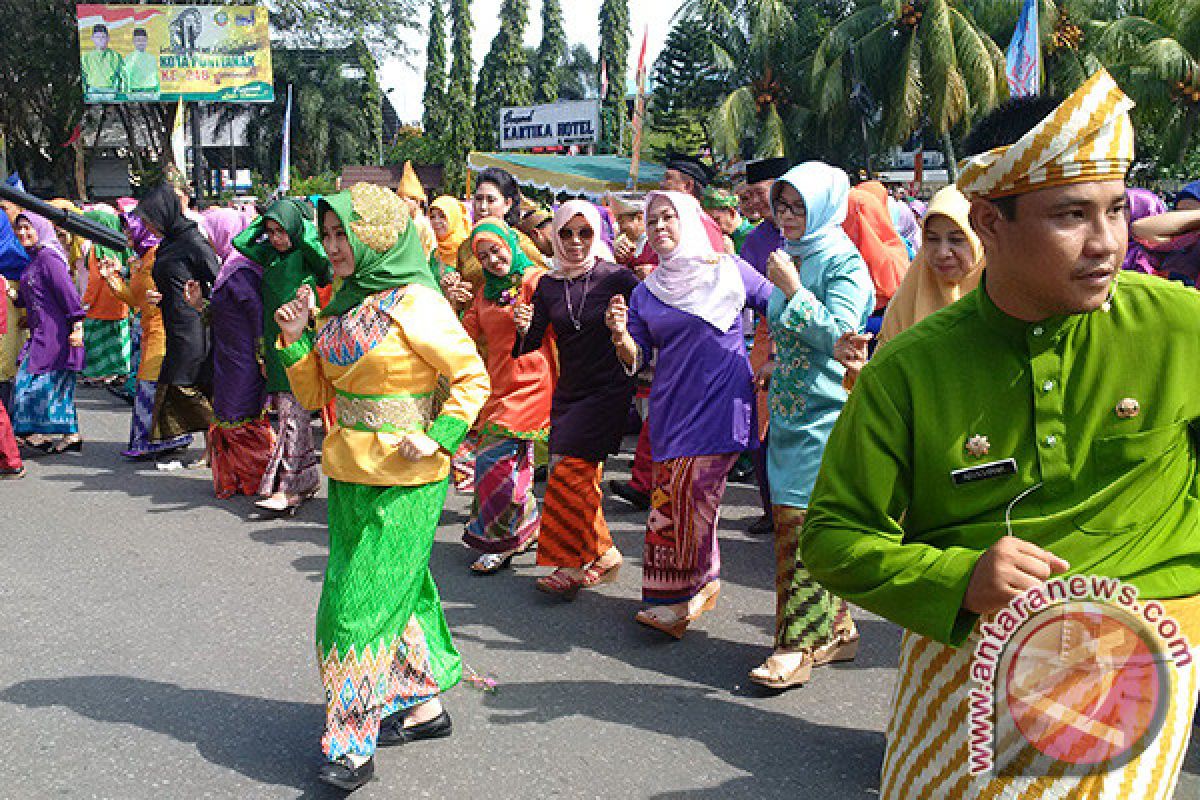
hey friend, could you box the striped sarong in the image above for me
[462,434,539,554]
[10,363,78,436]
[642,452,738,605]
[772,505,855,650]
[258,391,320,497]
[82,317,132,378]
[124,379,191,458]
[880,595,1200,799]
[537,456,611,569]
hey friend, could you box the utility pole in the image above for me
[191,102,205,204]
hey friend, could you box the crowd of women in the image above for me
[1,154,1197,791]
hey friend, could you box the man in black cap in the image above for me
[661,153,713,200]
[735,155,790,536]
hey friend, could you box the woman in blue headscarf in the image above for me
[748,162,875,690]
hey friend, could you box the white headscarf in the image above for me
[643,190,746,333]
[550,199,614,275]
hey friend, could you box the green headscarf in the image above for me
[318,183,439,318]
[470,219,533,303]
[262,197,308,254]
[83,209,131,266]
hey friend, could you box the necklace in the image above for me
[562,265,593,331]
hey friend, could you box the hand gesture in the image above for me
[513,302,534,335]
[833,332,873,374]
[68,325,84,349]
[127,254,141,273]
[183,279,204,312]
[397,431,440,461]
[144,289,162,306]
[275,285,314,344]
[754,361,774,392]
[767,250,801,297]
[605,295,628,337]
[613,234,635,264]
[963,536,1070,616]
[97,256,119,281]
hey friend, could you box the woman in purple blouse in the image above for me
[605,190,773,637]
[7,213,86,453]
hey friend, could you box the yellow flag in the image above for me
[171,97,187,170]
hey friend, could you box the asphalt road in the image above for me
[1,388,1197,799]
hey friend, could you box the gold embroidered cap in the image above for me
[957,69,1135,199]
[348,182,410,253]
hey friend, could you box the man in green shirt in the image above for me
[803,70,1200,798]
[123,28,159,95]
[81,24,124,95]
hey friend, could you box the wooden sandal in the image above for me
[748,651,815,690]
[536,569,585,599]
[635,582,721,639]
[813,632,860,666]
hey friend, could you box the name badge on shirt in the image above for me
[951,458,1018,486]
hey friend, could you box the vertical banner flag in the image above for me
[170,96,187,170]
[279,83,292,192]
[599,58,608,104]
[627,26,649,189]
[1006,0,1041,97]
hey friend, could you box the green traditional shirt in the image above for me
[124,50,159,93]
[82,48,125,92]
[802,272,1200,648]
[731,218,756,255]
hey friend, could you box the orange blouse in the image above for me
[105,248,165,381]
[82,249,130,321]
[460,268,555,439]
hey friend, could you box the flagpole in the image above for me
[191,102,205,204]
[626,26,648,190]
[279,84,293,193]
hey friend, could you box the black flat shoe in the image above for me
[378,708,453,746]
[317,756,375,791]
[747,514,774,536]
[608,480,650,511]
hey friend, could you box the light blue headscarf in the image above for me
[771,162,860,264]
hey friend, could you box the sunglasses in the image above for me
[558,226,594,242]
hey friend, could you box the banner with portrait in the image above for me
[76,4,273,103]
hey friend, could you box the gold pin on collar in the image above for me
[1115,398,1139,419]
[966,434,990,458]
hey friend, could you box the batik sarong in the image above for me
[259,391,320,498]
[209,413,275,499]
[82,316,132,378]
[451,432,478,492]
[125,379,191,458]
[462,434,540,554]
[10,363,78,436]
[537,456,612,569]
[773,505,856,650]
[151,383,213,440]
[880,595,1200,799]
[319,478,462,762]
[642,452,738,605]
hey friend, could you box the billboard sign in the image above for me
[499,100,599,150]
[76,4,273,103]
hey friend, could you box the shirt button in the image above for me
[1044,435,1057,447]
[1042,380,1054,392]
[1032,326,1045,336]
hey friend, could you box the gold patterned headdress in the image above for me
[957,69,1135,199]
[348,182,410,253]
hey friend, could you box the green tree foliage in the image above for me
[423,0,448,135]
[812,0,1007,177]
[649,16,728,159]
[598,0,631,151]
[267,0,422,58]
[525,43,598,101]
[442,0,476,194]
[533,0,567,103]
[0,0,86,196]
[475,0,533,151]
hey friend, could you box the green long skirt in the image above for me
[318,477,462,761]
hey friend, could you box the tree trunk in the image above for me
[942,130,958,182]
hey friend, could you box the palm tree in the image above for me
[812,0,1007,178]
[672,0,829,165]
[1085,0,1200,162]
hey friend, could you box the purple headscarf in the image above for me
[16,211,67,260]
[889,197,921,256]
[201,207,247,262]
[1123,188,1166,274]
[595,203,617,252]
[121,211,159,256]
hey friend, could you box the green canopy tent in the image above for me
[467,152,666,201]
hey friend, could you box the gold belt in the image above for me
[335,391,433,433]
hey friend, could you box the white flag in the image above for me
[279,84,293,192]
[170,97,187,171]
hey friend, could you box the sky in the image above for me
[379,0,684,125]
